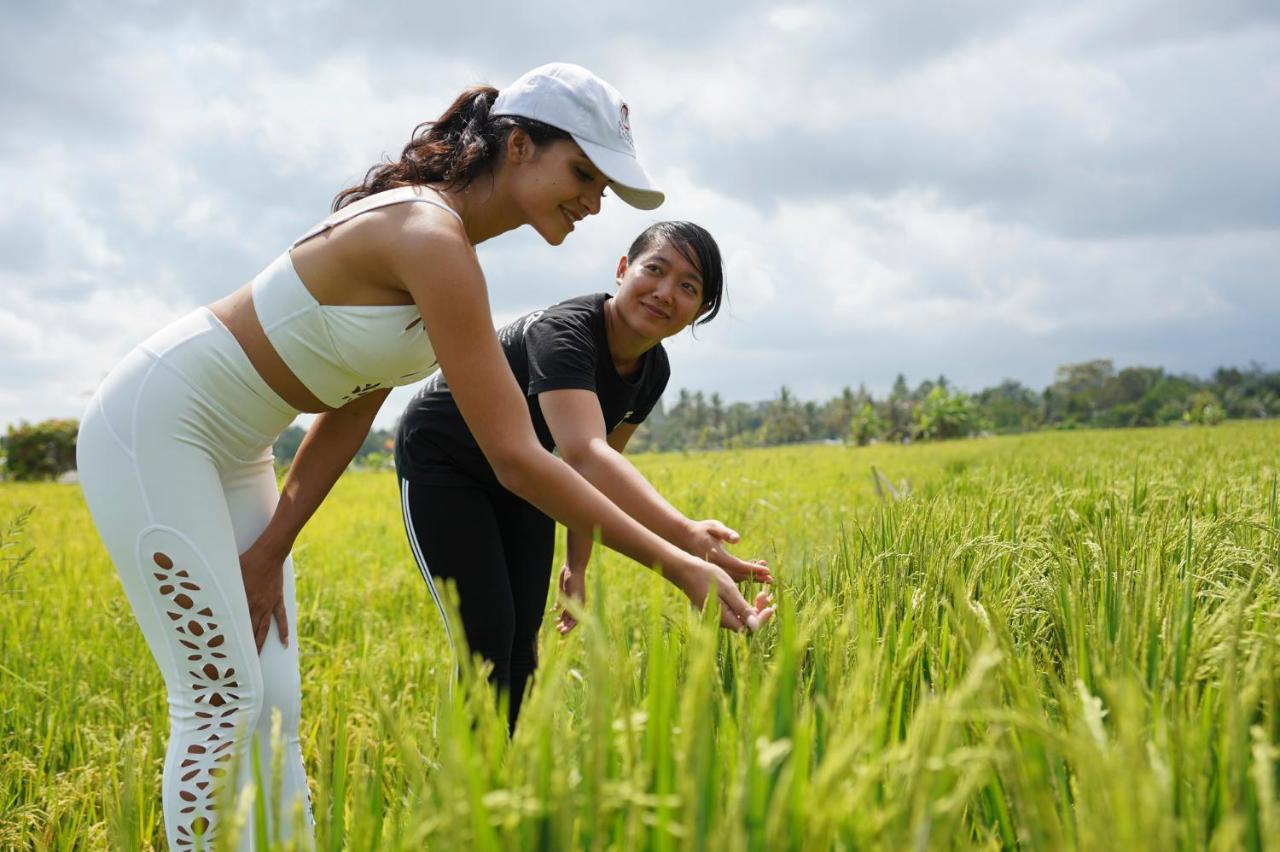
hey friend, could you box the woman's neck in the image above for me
[602,297,659,377]
[437,175,523,245]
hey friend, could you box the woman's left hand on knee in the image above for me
[239,542,289,652]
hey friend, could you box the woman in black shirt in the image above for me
[396,221,773,730]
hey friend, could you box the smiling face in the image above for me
[505,133,611,245]
[612,237,708,343]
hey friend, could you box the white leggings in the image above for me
[77,309,313,850]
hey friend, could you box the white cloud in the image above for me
[1,0,1277,431]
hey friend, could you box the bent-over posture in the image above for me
[397,222,773,730]
[78,65,770,851]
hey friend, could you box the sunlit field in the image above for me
[2,421,1278,850]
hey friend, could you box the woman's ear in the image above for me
[506,127,535,163]
[615,255,629,287]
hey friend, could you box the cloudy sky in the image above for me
[3,0,1277,430]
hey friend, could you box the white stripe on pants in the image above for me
[399,477,459,697]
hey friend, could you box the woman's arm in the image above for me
[555,425,629,634]
[391,217,768,632]
[241,387,390,650]
[560,424,636,584]
[542,390,772,583]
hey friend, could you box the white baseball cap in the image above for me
[492,63,665,211]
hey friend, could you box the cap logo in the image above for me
[618,103,634,148]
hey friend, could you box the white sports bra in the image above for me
[250,186,460,408]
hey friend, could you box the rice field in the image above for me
[2,420,1278,850]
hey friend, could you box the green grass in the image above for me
[2,421,1278,849]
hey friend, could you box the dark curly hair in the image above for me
[332,86,572,211]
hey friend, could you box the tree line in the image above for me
[626,359,1280,452]
[275,359,1279,461]
[3,360,1276,480]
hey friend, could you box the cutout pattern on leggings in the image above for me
[150,550,244,847]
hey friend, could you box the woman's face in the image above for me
[612,239,706,342]
[508,136,611,245]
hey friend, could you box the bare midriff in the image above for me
[204,204,440,413]
[207,286,333,414]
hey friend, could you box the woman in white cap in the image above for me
[76,62,772,850]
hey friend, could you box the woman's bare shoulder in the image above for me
[381,203,483,298]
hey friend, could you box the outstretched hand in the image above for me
[239,541,289,653]
[675,561,776,633]
[686,520,774,584]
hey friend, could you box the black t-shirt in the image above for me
[395,293,670,488]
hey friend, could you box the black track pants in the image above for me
[399,477,556,732]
